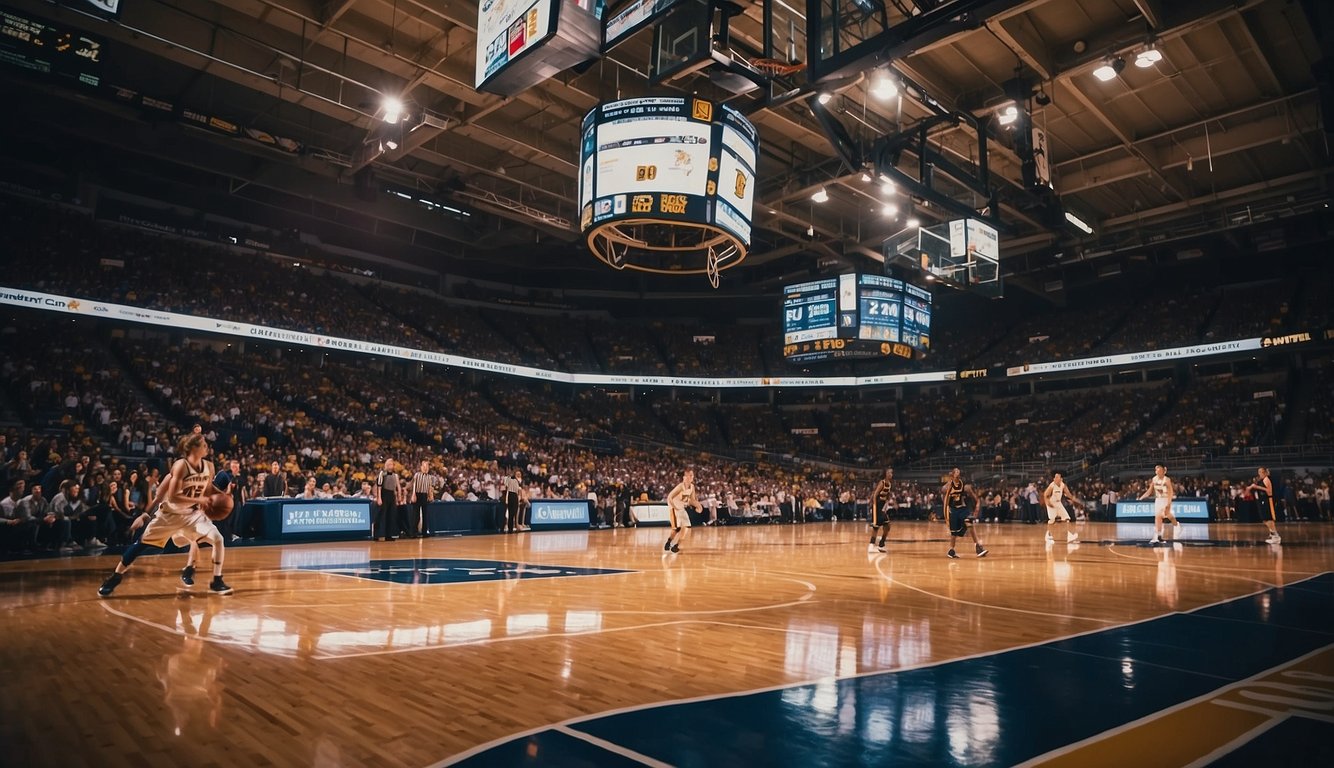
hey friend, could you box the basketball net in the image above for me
[706,245,721,289]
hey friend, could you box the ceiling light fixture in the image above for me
[860,172,873,183]
[811,187,830,203]
[997,103,1019,126]
[884,204,898,217]
[869,70,898,100]
[906,217,920,228]
[1064,210,1094,234]
[1135,46,1163,68]
[1092,57,1124,82]
[382,96,405,123]
[817,92,833,105]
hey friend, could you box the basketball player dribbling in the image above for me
[664,469,696,554]
[99,434,233,597]
[868,467,894,553]
[942,468,987,559]
[1247,467,1281,544]
[1137,464,1181,544]
[1042,471,1082,545]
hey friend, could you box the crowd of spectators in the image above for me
[1124,375,1285,457]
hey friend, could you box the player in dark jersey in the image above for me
[868,467,894,553]
[1246,467,1281,544]
[941,467,988,559]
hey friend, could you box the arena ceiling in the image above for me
[4,0,1332,291]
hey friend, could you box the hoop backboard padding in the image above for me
[579,97,758,285]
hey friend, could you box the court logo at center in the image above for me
[294,557,633,585]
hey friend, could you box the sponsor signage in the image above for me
[1114,498,1209,521]
[630,503,672,526]
[528,499,591,529]
[280,501,373,534]
[1006,338,1264,377]
[1261,332,1313,348]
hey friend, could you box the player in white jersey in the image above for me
[1136,464,1181,544]
[99,434,233,597]
[663,469,696,554]
[1042,472,1082,544]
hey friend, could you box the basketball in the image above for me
[202,491,234,521]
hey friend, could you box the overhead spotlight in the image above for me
[869,70,898,100]
[878,175,896,195]
[1064,210,1094,234]
[997,103,1019,127]
[811,187,830,203]
[906,217,920,228]
[1034,88,1051,106]
[1186,155,1194,172]
[384,138,399,151]
[883,204,898,217]
[1092,57,1124,82]
[860,172,873,183]
[817,92,833,105]
[1135,46,1163,68]
[382,96,405,123]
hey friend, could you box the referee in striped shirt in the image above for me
[410,460,442,538]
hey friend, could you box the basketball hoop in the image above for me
[751,58,806,77]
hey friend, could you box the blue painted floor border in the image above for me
[447,573,1334,767]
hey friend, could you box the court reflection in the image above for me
[160,602,226,737]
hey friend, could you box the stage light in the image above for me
[1093,57,1126,82]
[382,96,404,123]
[817,92,833,105]
[811,187,829,203]
[907,217,920,228]
[997,103,1019,126]
[1135,46,1163,68]
[883,204,898,217]
[861,172,872,183]
[870,70,898,100]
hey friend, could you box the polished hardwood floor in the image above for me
[0,520,1330,767]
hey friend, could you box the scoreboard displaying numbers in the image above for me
[578,97,757,246]
[0,6,104,89]
[783,273,931,364]
[783,278,839,344]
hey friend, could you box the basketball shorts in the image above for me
[871,502,890,527]
[1154,498,1171,516]
[1046,503,1070,523]
[141,505,218,549]
[669,505,692,529]
[948,506,970,537]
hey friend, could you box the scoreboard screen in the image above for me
[783,273,931,363]
[783,278,839,344]
[477,0,558,89]
[857,275,903,343]
[0,6,104,88]
[578,97,757,246]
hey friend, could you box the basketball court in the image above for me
[2,522,1330,766]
